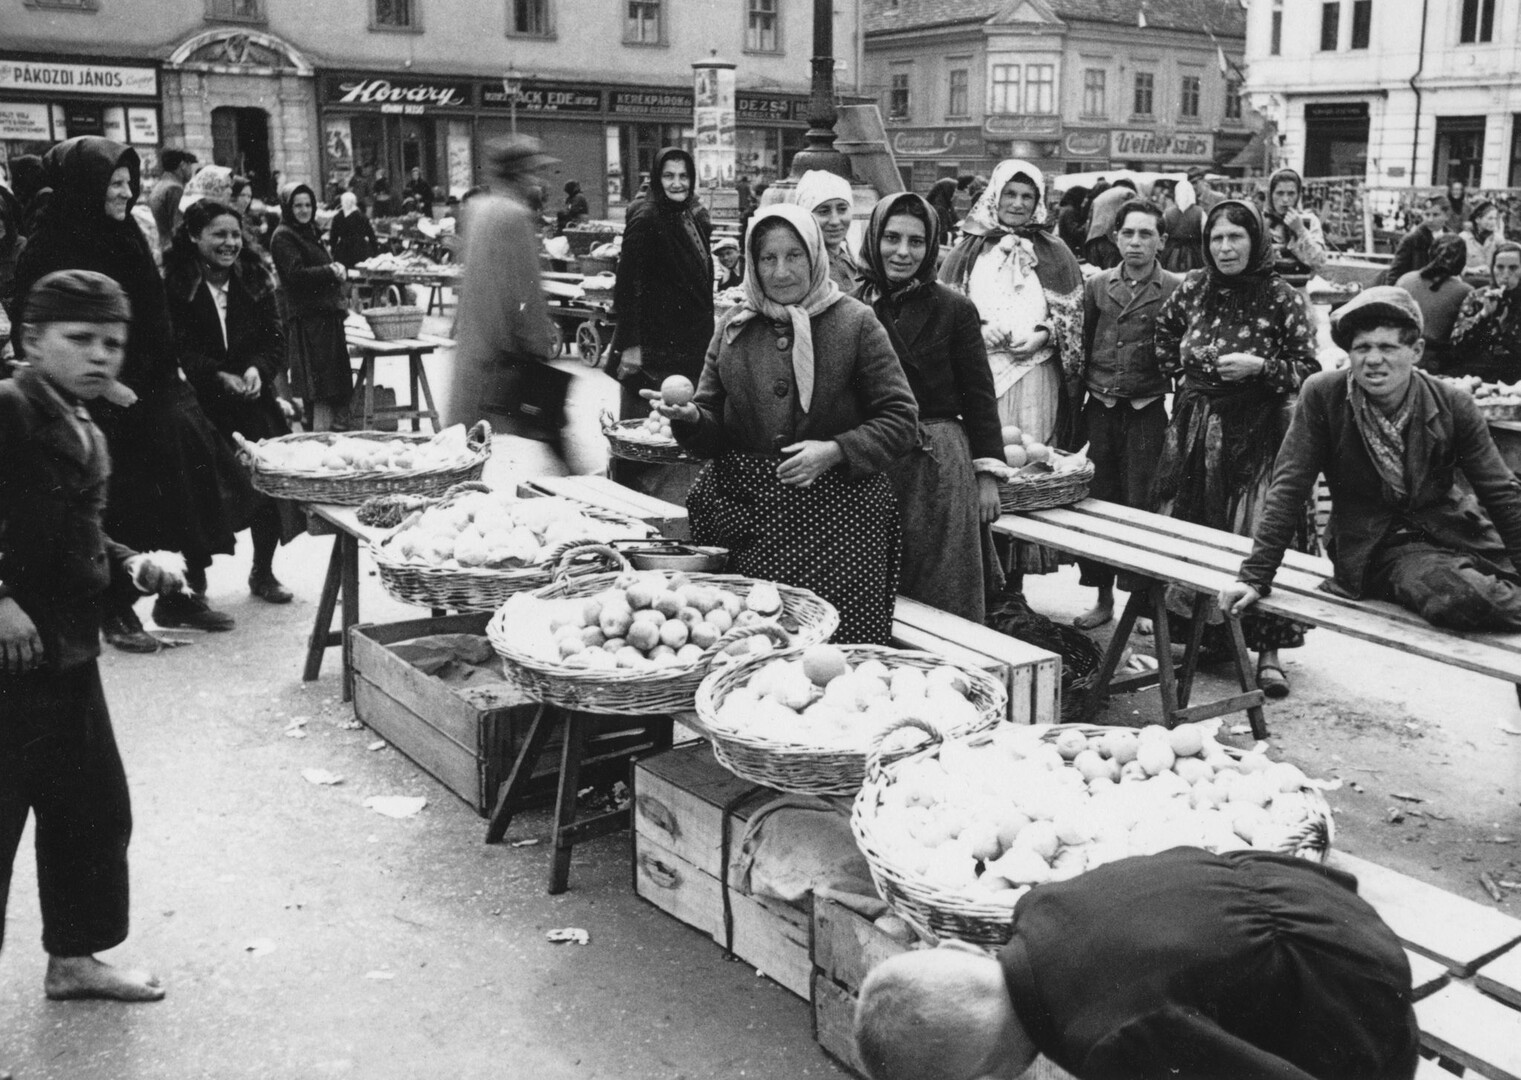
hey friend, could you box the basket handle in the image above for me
[599,408,619,435]
[701,621,793,674]
[864,718,944,782]
[466,420,492,451]
[549,541,632,580]
[231,431,259,468]
[439,480,492,502]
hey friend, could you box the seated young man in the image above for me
[1220,285,1521,631]
[854,846,1418,1080]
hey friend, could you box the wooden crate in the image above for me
[352,613,667,815]
[810,898,1078,1080]
[631,743,813,998]
[891,596,1061,724]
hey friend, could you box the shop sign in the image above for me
[889,127,983,158]
[1110,130,1215,161]
[983,114,1061,138]
[0,59,157,98]
[1062,130,1110,158]
[64,103,104,136]
[609,88,693,118]
[481,80,602,113]
[0,101,51,140]
[126,107,159,144]
[737,93,807,124]
[323,75,473,113]
[1305,102,1368,121]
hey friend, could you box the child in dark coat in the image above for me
[0,270,186,1015]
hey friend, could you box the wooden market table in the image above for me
[344,316,450,433]
[348,266,460,316]
[1489,419,1521,477]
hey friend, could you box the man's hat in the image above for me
[712,236,740,253]
[1186,166,1211,182]
[1330,285,1424,350]
[24,269,131,326]
[486,135,559,181]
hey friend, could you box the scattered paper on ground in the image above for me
[510,838,541,847]
[1500,724,1521,736]
[364,970,396,980]
[301,768,344,786]
[284,717,308,739]
[367,740,387,752]
[363,795,427,819]
[245,938,277,957]
[546,928,589,945]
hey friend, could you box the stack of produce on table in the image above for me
[991,424,1093,510]
[858,722,1333,912]
[607,376,693,448]
[353,252,460,277]
[1442,374,1521,418]
[507,572,790,672]
[380,491,633,569]
[998,423,1058,470]
[707,644,984,750]
[245,424,476,475]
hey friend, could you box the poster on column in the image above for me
[692,65,736,189]
[447,120,472,197]
[325,118,353,186]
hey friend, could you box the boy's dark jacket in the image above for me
[0,367,135,671]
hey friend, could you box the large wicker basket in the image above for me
[851,722,1335,948]
[997,451,1095,512]
[600,413,700,465]
[689,645,1007,796]
[371,487,653,610]
[235,421,491,505]
[486,560,840,715]
[362,304,425,340]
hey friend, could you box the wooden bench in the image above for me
[994,500,1521,734]
[344,315,450,433]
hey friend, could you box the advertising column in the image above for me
[692,59,737,193]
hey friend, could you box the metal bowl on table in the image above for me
[612,540,729,573]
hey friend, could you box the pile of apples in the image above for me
[710,644,984,749]
[1444,374,1521,409]
[619,375,694,446]
[865,723,1328,910]
[252,424,476,475]
[999,424,1054,470]
[536,573,786,672]
[381,492,630,569]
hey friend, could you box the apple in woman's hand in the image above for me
[661,375,695,406]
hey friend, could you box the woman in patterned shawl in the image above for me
[1151,198,1320,698]
[940,158,1084,580]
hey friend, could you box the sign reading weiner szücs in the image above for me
[0,59,157,97]
[322,75,474,113]
[1110,130,1215,162]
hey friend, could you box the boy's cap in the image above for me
[24,270,131,326]
[1186,166,1210,181]
[1330,285,1424,350]
[712,237,740,253]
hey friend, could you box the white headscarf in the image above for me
[725,204,844,413]
[961,159,1048,236]
[793,169,854,215]
[340,191,360,216]
[179,164,234,213]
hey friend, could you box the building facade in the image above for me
[1244,0,1521,187]
[862,0,1255,190]
[4,0,864,218]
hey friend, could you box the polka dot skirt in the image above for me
[688,453,901,645]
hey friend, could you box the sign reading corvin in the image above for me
[889,127,984,158]
[0,60,157,98]
[323,76,473,110]
[1110,131,1215,162]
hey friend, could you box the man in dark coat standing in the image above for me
[1222,286,1521,631]
[1382,194,1450,284]
[147,148,196,254]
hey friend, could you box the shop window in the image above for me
[991,64,1019,113]
[1434,116,1485,186]
[625,0,663,44]
[947,69,969,118]
[206,0,263,20]
[1025,65,1054,114]
[1180,74,1201,118]
[889,72,910,121]
[1320,2,1339,50]
[1132,72,1154,117]
[745,0,779,53]
[1350,0,1371,47]
[509,0,552,36]
[1460,0,1496,42]
[1082,69,1106,118]
[1225,80,1243,120]
[372,0,417,30]
[1270,0,1283,54]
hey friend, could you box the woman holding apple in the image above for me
[1151,199,1319,697]
[855,192,1005,623]
[645,204,918,646]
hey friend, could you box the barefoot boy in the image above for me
[855,847,1418,1080]
[1074,200,1181,629]
[1,270,185,1010]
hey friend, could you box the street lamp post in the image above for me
[789,0,851,179]
[502,66,523,136]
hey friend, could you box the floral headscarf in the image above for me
[961,158,1048,235]
[940,158,1083,299]
[724,204,844,412]
[179,164,233,213]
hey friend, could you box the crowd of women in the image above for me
[0,136,342,653]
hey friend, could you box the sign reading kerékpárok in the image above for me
[1110,130,1215,162]
[0,59,158,97]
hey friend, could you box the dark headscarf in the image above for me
[8,154,45,207]
[1202,199,1274,283]
[629,147,708,286]
[1267,167,1304,207]
[1420,234,1469,287]
[1469,199,1499,241]
[857,191,940,304]
[564,180,581,197]
[278,182,321,239]
[926,178,957,212]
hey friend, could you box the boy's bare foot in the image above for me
[1074,603,1113,630]
[45,955,164,1002]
